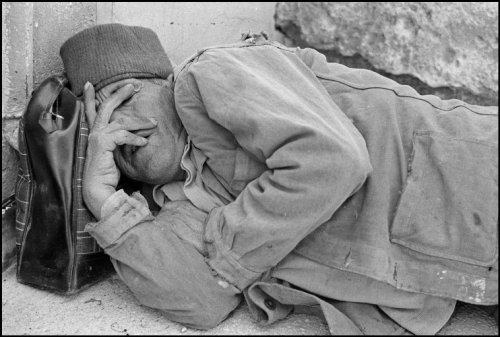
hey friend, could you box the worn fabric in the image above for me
[86,40,497,334]
[173,42,372,291]
[172,40,498,303]
[86,186,453,334]
[86,190,241,330]
[294,47,498,304]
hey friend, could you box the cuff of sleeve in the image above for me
[85,189,153,249]
[204,207,262,291]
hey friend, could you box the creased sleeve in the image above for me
[84,190,241,329]
[174,43,372,290]
[85,189,153,248]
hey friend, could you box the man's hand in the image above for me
[82,82,157,219]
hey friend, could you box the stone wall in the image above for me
[275,2,498,106]
[97,2,284,66]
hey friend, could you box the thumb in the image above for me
[83,81,97,127]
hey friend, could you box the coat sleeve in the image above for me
[85,190,241,330]
[174,44,372,290]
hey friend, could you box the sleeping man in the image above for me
[59,23,498,334]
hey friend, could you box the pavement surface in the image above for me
[2,263,498,335]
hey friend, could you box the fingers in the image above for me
[112,130,149,147]
[88,128,149,153]
[96,79,142,103]
[83,79,145,133]
[83,82,97,127]
[94,84,136,127]
[108,117,158,132]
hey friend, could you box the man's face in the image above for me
[98,78,186,185]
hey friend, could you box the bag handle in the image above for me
[33,75,69,133]
[2,194,16,210]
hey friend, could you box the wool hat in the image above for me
[60,23,173,96]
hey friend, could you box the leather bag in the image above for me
[15,75,114,294]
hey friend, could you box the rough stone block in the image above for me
[275,2,498,104]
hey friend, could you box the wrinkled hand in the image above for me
[82,82,157,219]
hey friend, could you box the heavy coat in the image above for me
[173,40,498,304]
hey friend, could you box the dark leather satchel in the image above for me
[15,75,114,294]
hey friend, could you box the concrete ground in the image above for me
[2,263,498,335]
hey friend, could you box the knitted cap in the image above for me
[60,23,173,96]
